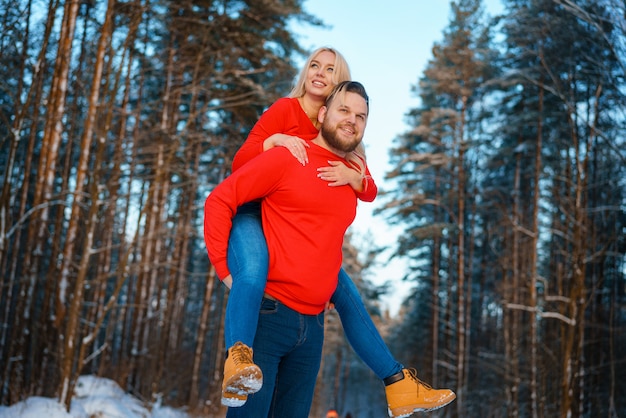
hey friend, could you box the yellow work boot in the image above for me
[221,391,247,407]
[384,368,456,417]
[221,342,263,407]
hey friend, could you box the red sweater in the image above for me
[233,97,377,202]
[204,144,357,314]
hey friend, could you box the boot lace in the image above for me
[406,368,433,390]
[231,342,253,365]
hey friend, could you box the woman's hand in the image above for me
[222,274,233,289]
[264,134,309,165]
[317,160,364,191]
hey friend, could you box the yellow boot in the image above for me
[221,342,263,407]
[221,391,247,407]
[384,369,455,417]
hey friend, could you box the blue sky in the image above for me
[291,1,504,315]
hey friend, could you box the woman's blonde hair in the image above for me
[288,47,351,98]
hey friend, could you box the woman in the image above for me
[219,47,455,418]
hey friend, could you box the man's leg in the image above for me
[226,297,284,418]
[270,309,325,418]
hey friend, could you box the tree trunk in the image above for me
[58,0,116,407]
[431,172,441,386]
[5,0,79,404]
[0,0,52,397]
[189,268,218,408]
[455,96,467,415]
[506,128,523,417]
[528,80,543,418]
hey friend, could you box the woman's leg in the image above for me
[331,269,457,416]
[221,203,269,406]
[330,268,403,380]
[224,203,269,349]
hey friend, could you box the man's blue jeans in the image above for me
[226,298,325,418]
[225,202,403,380]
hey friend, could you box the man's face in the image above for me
[319,91,368,154]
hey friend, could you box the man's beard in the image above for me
[321,122,360,153]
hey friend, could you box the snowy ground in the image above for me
[0,375,193,418]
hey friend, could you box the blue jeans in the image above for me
[225,202,269,349]
[226,298,325,418]
[331,269,403,380]
[225,203,403,380]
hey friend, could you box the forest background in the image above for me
[1,0,625,417]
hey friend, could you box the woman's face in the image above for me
[305,50,336,99]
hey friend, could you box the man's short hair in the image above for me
[326,81,369,113]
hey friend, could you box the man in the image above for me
[204,81,370,417]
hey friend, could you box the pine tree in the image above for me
[380,0,496,413]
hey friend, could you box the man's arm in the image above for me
[204,148,288,279]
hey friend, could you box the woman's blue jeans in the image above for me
[225,203,268,349]
[226,298,324,418]
[330,269,403,379]
[225,202,403,380]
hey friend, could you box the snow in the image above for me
[0,375,192,418]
